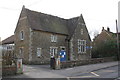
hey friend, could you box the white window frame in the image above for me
[50,47,58,57]
[78,39,86,54]
[37,48,42,57]
[20,31,24,40]
[51,34,57,42]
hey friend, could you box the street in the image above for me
[3,61,119,79]
[70,65,118,78]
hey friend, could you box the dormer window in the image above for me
[51,34,57,42]
[20,31,24,40]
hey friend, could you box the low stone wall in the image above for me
[2,65,16,77]
[25,61,50,65]
[60,57,114,69]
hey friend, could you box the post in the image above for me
[0,37,2,78]
[55,56,61,69]
[16,58,23,74]
[116,20,119,61]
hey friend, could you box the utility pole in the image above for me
[116,20,119,61]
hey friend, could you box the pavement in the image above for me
[3,61,119,78]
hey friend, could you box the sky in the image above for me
[0,0,119,40]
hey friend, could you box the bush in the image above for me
[92,40,118,60]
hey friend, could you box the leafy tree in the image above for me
[92,40,118,60]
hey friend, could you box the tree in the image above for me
[92,40,118,60]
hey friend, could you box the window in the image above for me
[81,29,83,35]
[37,48,41,57]
[20,31,24,40]
[78,39,86,53]
[51,34,57,42]
[50,47,57,57]
[19,47,23,58]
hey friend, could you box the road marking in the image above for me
[91,72,99,76]
[66,77,70,80]
[69,76,96,78]
[79,76,95,78]
[66,68,73,70]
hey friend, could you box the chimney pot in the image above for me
[102,27,104,31]
[107,27,110,32]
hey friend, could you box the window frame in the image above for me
[19,47,24,58]
[37,48,42,57]
[51,34,57,42]
[50,47,58,57]
[78,39,86,54]
[20,31,24,40]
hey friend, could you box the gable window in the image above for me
[20,31,24,40]
[37,48,41,57]
[51,34,57,42]
[81,29,83,35]
[50,47,57,58]
[78,39,86,53]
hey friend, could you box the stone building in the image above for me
[93,27,116,47]
[14,6,91,64]
[92,27,120,58]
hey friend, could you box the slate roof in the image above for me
[25,8,69,35]
[23,7,86,36]
[2,35,14,44]
[16,6,90,40]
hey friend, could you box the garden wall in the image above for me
[2,65,16,77]
[60,57,115,69]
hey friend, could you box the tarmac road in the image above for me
[3,61,119,79]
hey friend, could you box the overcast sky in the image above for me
[0,0,119,40]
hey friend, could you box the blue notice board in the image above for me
[59,50,66,62]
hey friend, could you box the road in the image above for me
[3,61,119,79]
[70,65,118,78]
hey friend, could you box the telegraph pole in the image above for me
[116,19,120,80]
[116,20,119,61]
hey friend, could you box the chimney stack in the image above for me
[107,27,110,32]
[102,27,104,31]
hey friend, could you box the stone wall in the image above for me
[70,22,91,60]
[14,8,30,63]
[30,30,68,64]
[2,65,16,77]
[60,57,114,69]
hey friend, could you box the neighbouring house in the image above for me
[93,27,116,47]
[14,6,91,64]
[92,27,119,58]
[2,35,20,76]
[2,35,15,59]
